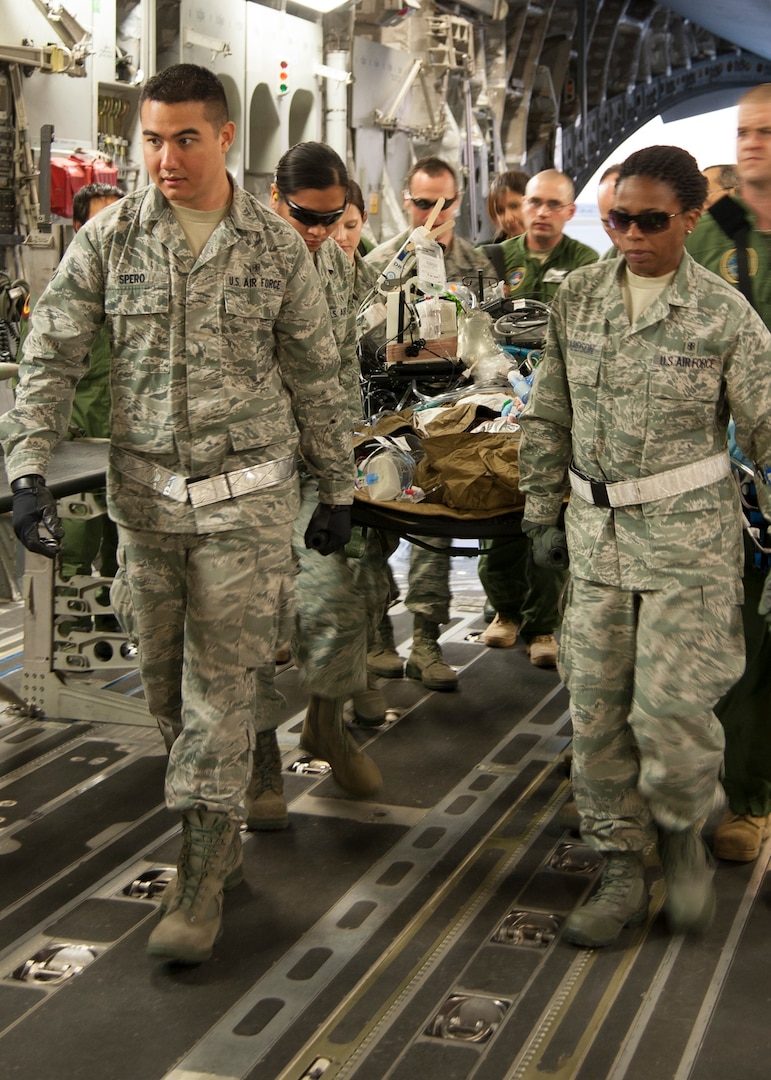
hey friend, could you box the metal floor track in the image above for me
[0,565,769,1080]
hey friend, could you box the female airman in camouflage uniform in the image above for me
[246,145,384,831]
[518,146,771,947]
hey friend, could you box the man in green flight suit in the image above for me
[687,83,771,863]
[479,170,598,665]
[59,183,124,587]
[500,170,598,301]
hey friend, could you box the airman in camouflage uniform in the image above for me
[364,157,497,690]
[0,66,354,964]
[251,145,383,822]
[288,237,389,713]
[518,146,771,948]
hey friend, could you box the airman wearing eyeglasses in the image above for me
[478,171,598,666]
[499,170,598,304]
[363,157,497,694]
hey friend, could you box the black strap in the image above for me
[708,196,754,308]
[481,242,507,282]
[569,464,612,509]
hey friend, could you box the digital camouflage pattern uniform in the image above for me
[366,227,498,291]
[501,232,598,302]
[289,236,391,700]
[364,233,498,624]
[0,180,354,819]
[518,252,771,852]
[352,251,378,309]
[687,198,771,819]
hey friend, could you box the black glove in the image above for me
[10,474,64,559]
[304,503,352,557]
[759,569,771,626]
[521,518,569,571]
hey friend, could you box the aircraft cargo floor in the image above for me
[0,545,768,1080]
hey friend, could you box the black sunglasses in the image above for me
[282,195,347,228]
[404,192,460,212]
[608,208,687,234]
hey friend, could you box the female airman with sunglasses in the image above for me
[517,144,771,949]
[252,143,383,819]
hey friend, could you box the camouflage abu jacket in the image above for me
[311,237,360,424]
[365,228,496,284]
[0,181,354,534]
[518,252,771,592]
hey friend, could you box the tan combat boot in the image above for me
[245,729,289,831]
[712,811,771,862]
[525,634,559,668]
[367,613,404,679]
[562,853,648,947]
[405,614,458,691]
[352,672,387,727]
[658,826,715,934]
[148,809,239,963]
[481,613,519,648]
[159,820,243,915]
[300,694,382,797]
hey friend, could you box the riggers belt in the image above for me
[568,451,731,509]
[111,447,297,508]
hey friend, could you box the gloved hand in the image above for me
[304,503,352,557]
[759,568,771,626]
[10,474,64,559]
[521,518,569,570]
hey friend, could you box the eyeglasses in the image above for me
[607,209,687,234]
[281,195,347,228]
[524,197,572,213]
[404,192,460,211]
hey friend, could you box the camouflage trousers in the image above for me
[113,523,294,817]
[291,476,393,699]
[560,575,745,852]
[405,538,451,624]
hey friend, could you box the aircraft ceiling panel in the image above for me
[662,0,771,61]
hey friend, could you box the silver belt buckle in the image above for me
[187,474,231,508]
[159,473,190,503]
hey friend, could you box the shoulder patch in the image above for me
[719,246,759,284]
[507,267,526,290]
